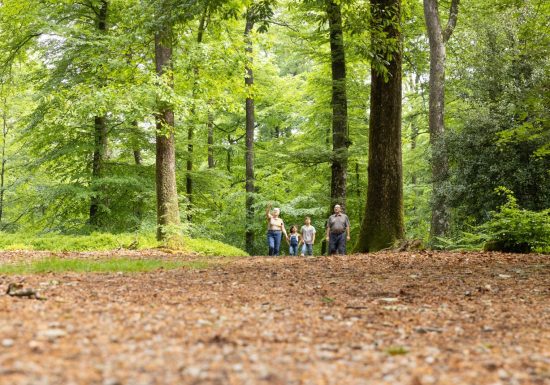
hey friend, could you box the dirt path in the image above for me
[0,252,549,385]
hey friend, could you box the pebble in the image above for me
[40,328,67,340]
[1,338,14,347]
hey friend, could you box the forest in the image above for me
[0,1,549,384]
[0,0,548,255]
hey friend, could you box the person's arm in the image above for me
[346,215,351,240]
[266,203,272,220]
[282,222,289,240]
[312,230,316,244]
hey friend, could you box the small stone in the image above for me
[40,328,67,340]
[103,379,121,385]
[379,298,399,303]
[1,338,14,347]
[482,325,494,333]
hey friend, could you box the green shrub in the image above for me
[436,187,550,253]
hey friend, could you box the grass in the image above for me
[0,232,248,256]
[0,257,210,274]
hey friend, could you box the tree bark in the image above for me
[327,0,349,211]
[356,0,404,252]
[0,107,7,225]
[89,0,108,228]
[186,5,209,221]
[244,12,256,255]
[89,116,107,226]
[207,110,214,168]
[155,19,181,241]
[424,0,459,240]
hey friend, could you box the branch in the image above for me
[443,0,460,43]
[1,33,42,73]
[269,19,300,33]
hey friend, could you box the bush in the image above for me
[436,187,550,253]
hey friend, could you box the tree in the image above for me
[243,0,275,254]
[89,0,109,228]
[154,3,181,241]
[423,0,459,240]
[327,0,349,211]
[356,0,404,252]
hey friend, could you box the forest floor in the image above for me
[0,251,549,385]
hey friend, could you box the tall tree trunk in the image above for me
[89,116,107,226]
[89,0,108,227]
[424,0,459,240]
[244,13,255,255]
[327,0,349,211]
[226,134,232,173]
[356,0,404,252]
[186,6,209,221]
[207,110,214,168]
[132,121,144,228]
[0,107,7,225]
[155,20,181,241]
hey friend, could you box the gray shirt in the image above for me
[327,213,350,233]
[301,225,316,244]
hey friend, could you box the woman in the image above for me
[266,203,288,256]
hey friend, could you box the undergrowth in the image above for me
[0,232,248,256]
[0,257,209,274]
[436,187,550,253]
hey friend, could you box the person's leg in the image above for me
[334,233,345,255]
[273,231,282,256]
[329,234,338,255]
[306,243,313,256]
[337,234,347,255]
[267,232,275,256]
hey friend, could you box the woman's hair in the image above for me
[273,208,280,214]
[289,225,297,233]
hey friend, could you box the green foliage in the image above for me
[0,0,547,254]
[0,258,208,274]
[436,188,550,253]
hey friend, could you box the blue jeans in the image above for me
[329,232,346,255]
[289,244,298,256]
[267,230,282,256]
[302,243,313,256]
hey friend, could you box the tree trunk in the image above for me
[131,122,143,228]
[244,13,256,255]
[89,116,107,226]
[226,134,232,173]
[0,108,7,225]
[155,21,180,242]
[207,110,214,168]
[327,0,349,211]
[356,0,404,252]
[186,6,208,221]
[89,0,108,228]
[424,0,459,240]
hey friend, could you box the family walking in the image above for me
[265,203,350,257]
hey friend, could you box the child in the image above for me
[300,217,316,256]
[288,225,301,256]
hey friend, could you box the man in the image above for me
[325,204,350,255]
